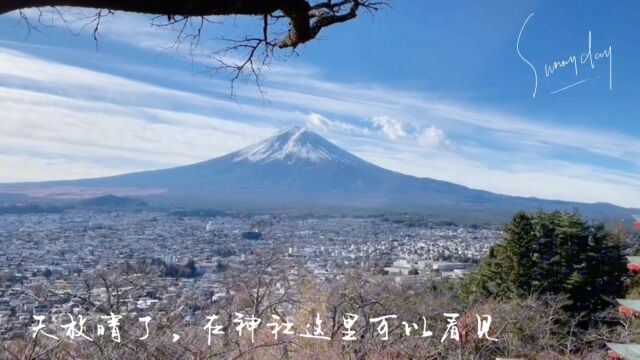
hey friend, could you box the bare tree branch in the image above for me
[1,0,388,48]
[2,1,389,86]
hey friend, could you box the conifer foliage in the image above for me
[469,210,627,318]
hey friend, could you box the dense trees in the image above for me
[5,210,636,358]
[467,210,627,320]
[163,258,199,278]
[10,260,631,359]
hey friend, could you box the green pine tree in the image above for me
[468,210,627,320]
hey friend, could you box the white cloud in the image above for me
[7,9,317,81]
[305,112,333,132]
[305,112,368,136]
[353,143,640,208]
[7,8,185,51]
[248,73,640,167]
[0,153,137,182]
[0,48,279,178]
[6,10,638,168]
[0,44,638,208]
[0,87,274,168]
[370,115,407,140]
[418,126,450,149]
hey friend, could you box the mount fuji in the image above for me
[0,127,635,221]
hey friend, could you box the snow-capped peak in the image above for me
[233,127,350,164]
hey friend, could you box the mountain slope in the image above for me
[0,127,635,221]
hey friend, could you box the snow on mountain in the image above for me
[0,127,636,221]
[233,127,355,165]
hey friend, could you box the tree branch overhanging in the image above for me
[0,0,388,49]
[3,0,388,93]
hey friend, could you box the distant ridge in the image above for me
[0,127,636,222]
[77,195,148,208]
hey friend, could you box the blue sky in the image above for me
[0,1,638,207]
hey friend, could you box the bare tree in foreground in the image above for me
[0,1,389,85]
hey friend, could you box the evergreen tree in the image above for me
[469,210,627,319]
[504,211,537,297]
